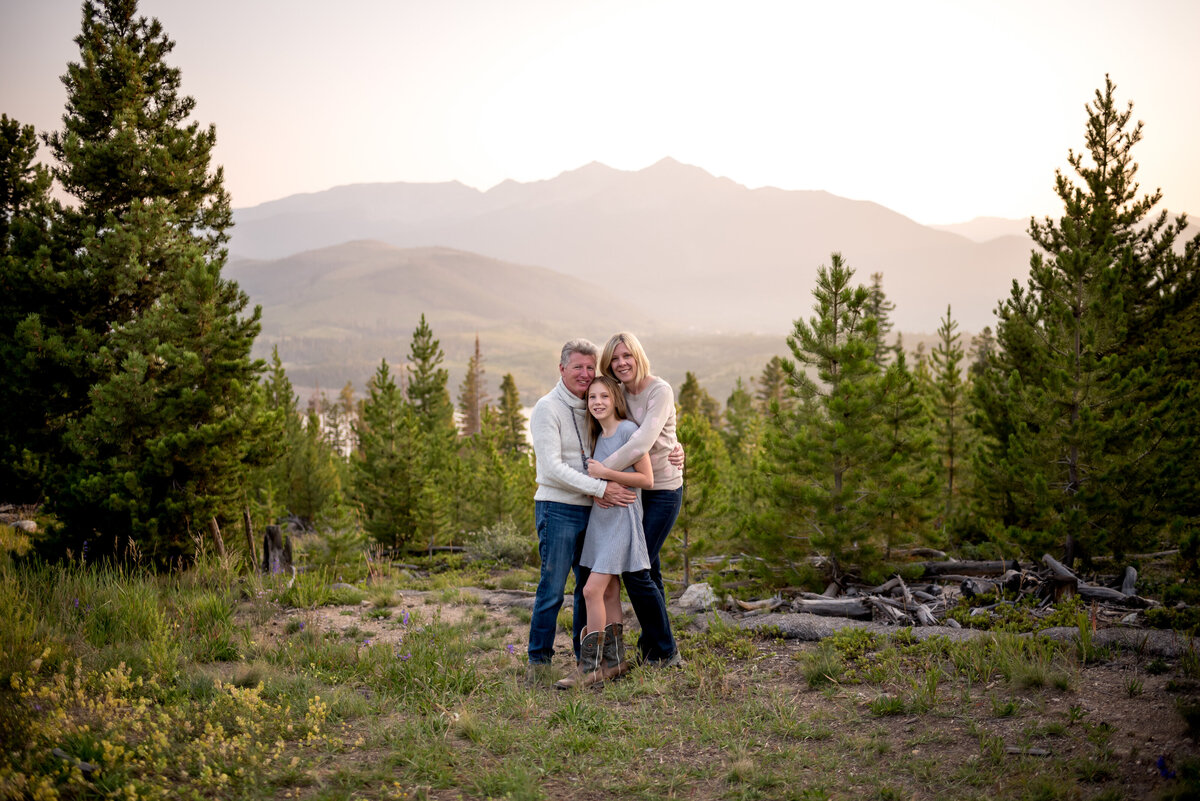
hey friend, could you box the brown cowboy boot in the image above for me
[601,622,631,679]
[554,627,606,690]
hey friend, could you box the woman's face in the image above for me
[609,342,638,386]
[587,382,614,421]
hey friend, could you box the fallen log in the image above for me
[920,559,1019,577]
[791,597,873,620]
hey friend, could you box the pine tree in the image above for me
[929,305,967,523]
[458,408,536,535]
[721,378,761,464]
[874,351,937,554]
[678,371,722,429]
[404,315,458,550]
[497,373,528,454]
[4,0,259,560]
[769,253,882,575]
[406,314,455,438]
[63,242,263,558]
[353,360,420,549]
[0,115,58,500]
[458,334,489,437]
[866,272,897,366]
[754,356,793,417]
[971,77,1200,564]
[675,411,730,585]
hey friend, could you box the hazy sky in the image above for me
[2,0,1198,224]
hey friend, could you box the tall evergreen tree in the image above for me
[63,241,262,558]
[458,334,489,437]
[404,315,458,549]
[768,254,882,575]
[406,314,455,437]
[971,77,1200,564]
[874,350,937,554]
[0,115,58,500]
[674,411,730,585]
[497,373,528,454]
[8,0,262,559]
[866,271,897,366]
[754,356,793,418]
[721,377,761,463]
[929,305,967,523]
[353,360,420,549]
[678,371,722,429]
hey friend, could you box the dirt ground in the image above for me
[239,585,1198,800]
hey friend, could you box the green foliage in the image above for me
[353,360,421,549]
[969,76,1200,565]
[760,256,931,578]
[673,411,730,584]
[2,0,263,563]
[468,518,535,567]
[929,305,969,527]
[678,371,722,429]
[497,372,529,455]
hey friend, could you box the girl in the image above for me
[555,375,654,689]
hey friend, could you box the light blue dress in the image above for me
[580,419,651,574]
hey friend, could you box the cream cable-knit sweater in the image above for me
[600,376,683,491]
[531,379,606,505]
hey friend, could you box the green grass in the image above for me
[2,555,1195,801]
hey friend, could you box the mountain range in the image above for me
[226,158,1191,403]
[230,158,1041,337]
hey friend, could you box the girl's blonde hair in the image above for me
[599,331,651,386]
[587,374,631,447]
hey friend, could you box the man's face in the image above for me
[560,351,596,398]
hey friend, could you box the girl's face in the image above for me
[609,342,638,386]
[588,382,615,422]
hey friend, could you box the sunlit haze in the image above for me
[2,0,1198,224]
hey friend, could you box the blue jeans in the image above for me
[642,487,684,599]
[528,501,590,665]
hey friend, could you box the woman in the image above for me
[598,332,684,604]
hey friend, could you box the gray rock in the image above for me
[11,520,36,533]
[676,582,718,610]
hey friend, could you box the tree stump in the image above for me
[262,525,293,575]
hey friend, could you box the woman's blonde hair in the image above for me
[586,375,631,447]
[599,331,651,386]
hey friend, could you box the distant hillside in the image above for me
[929,217,1032,243]
[226,242,661,402]
[231,159,1037,335]
[225,241,803,404]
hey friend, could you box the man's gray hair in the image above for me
[560,338,598,367]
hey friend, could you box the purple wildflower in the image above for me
[363,639,372,647]
[400,652,411,661]
[401,609,410,626]
[506,644,516,655]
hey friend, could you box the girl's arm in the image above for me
[587,453,654,490]
[601,381,673,471]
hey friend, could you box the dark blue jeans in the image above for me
[642,486,684,598]
[528,501,589,665]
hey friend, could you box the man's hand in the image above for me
[600,481,635,508]
[668,442,686,471]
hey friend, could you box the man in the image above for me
[526,339,679,686]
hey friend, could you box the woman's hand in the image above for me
[587,459,610,479]
[668,442,685,471]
